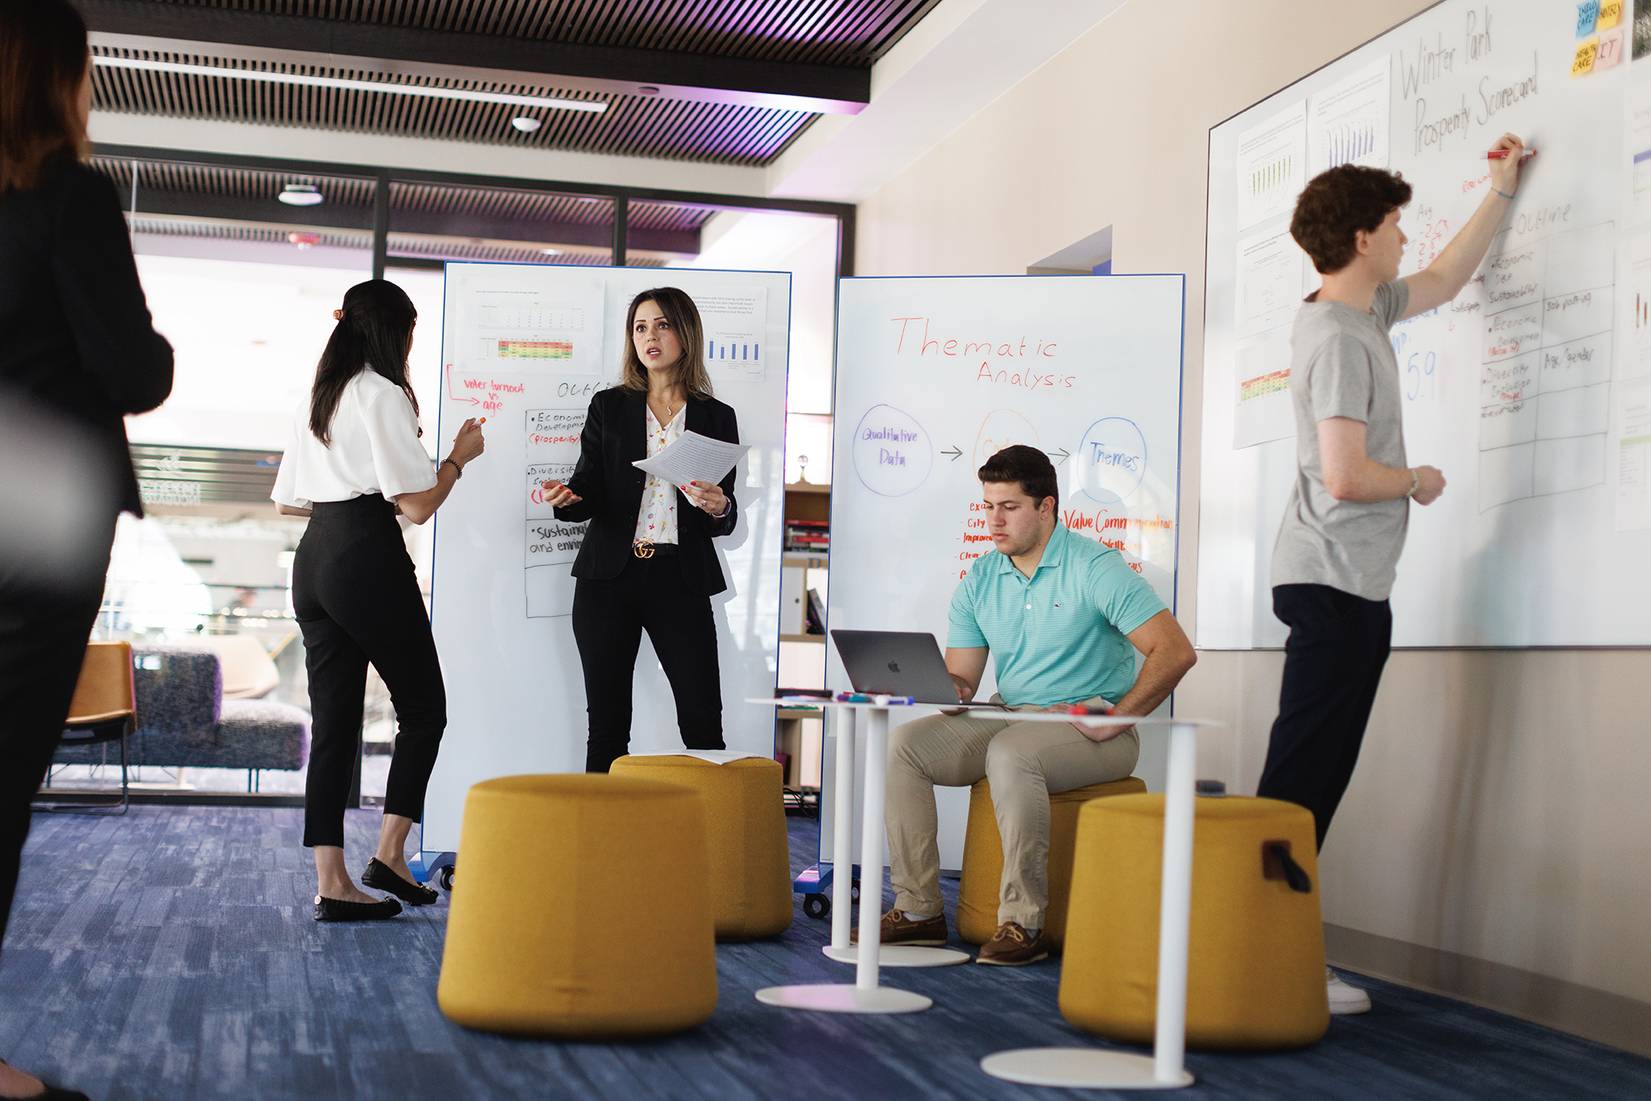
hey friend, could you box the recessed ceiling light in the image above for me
[278,183,324,207]
[512,116,542,133]
[637,85,661,96]
[287,232,320,250]
[540,248,561,255]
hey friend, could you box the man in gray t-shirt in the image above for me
[1272,277,1413,600]
[1257,138,1530,1016]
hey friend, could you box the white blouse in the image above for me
[633,403,685,546]
[271,370,436,509]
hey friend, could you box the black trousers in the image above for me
[572,549,724,773]
[1257,583,1393,850]
[0,513,115,947]
[293,495,446,848]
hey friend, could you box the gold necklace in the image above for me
[649,394,684,424]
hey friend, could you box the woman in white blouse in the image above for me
[272,279,484,922]
[542,287,740,772]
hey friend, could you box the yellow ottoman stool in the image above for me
[957,775,1147,948]
[1059,793,1328,1050]
[610,754,793,940]
[436,774,717,1037]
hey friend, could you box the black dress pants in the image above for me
[293,495,446,848]
[0,513,115,946]
[1257,583,1393,850]
[572,548,724,773]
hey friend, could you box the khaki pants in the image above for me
[886,701,1139,930]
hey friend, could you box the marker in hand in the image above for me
[1485,148,1535,160]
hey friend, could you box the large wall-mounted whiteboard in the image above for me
[1200,0,1651,648]
[423,264,790,853]
[821,274,1184,867]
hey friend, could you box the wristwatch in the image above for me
[1406,468,1419,498]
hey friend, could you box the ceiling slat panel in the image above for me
[89,1,938,164]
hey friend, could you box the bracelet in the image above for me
[1407,468,1420,498]
[1492,186,1515,200]
[442,457,463,480]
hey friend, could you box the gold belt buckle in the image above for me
[632,539,655,560]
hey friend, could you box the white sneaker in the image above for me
[1326,966,1372,1015]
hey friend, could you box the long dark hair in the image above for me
[617,286,713,399]
[0,0,91,194]
[309,279,419,445]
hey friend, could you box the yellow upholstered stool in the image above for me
[437,774,717,1037]
[957,775,1147,947]
[1060,793,1328,1050]
[610,754,793,940]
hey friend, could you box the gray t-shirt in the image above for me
[1271,278,1411,601]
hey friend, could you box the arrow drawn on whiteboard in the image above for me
[941,445,963,461]
[445,363,481,406]
[1047,447,1070,466]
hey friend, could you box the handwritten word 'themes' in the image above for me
[888,315,1078,390]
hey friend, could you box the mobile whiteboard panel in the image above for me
[1200,0,1651,648]
[423,264,790,853]
[820,274,1185,869]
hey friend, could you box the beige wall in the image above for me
[854,0,1651,1038]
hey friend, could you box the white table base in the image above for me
[752,703,939,1013]
[754,984,932,1014]
[979,720,1201,1091]
[980,1049,1193,1090]
[822,944,970,967]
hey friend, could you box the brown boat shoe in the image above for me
[849,908,948,946]
[975,921,1049,966]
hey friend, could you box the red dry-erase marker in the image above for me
[1485,149,1536,160]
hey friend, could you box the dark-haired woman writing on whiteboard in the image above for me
[542,287,739,772]
[273,279,485,922]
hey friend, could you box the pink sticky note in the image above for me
[1596,28,1624,70]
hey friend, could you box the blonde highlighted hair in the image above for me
[617,287,714,399]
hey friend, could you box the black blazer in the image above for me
[555,387,739,596]
[0,159,173,517]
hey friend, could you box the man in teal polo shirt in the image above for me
[870,445,1197,966]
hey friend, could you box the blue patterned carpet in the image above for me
[2,806,1646,1100]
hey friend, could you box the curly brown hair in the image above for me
[1290,165,1413,275]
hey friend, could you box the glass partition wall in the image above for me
[46,146,851,807]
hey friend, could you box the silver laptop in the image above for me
[831,629,1005,709]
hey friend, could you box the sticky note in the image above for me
[1597,0,1622,31]
[1576,0,1599,37]
[1596,28,1624,70]
[1572,36,1599,76]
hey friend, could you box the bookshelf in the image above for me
[777,480,830,796]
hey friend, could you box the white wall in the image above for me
[852,0,1651,1043]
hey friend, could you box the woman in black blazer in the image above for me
[542,287,739,772]
[0,4,173,1098]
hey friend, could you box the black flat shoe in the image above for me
[24,1085,89,1100]
[313,894,402,922]
[361,858,439,905]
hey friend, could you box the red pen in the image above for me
[1486,149,1536,160]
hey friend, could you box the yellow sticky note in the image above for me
[1598,0,1622,31]
[1597,28,1624,70]
[1572,36,1598,76]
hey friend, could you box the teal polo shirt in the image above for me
[947,523,1167,707]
